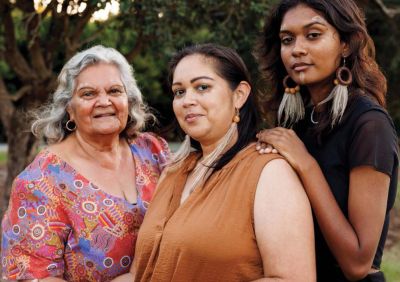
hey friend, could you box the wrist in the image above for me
[297,154,318,176]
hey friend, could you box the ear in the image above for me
[66,103,75,121]
[341,42,350,58]
[233,81,251,109]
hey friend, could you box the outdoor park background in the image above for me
[0,0,400,280]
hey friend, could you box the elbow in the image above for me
[341,262,372,281]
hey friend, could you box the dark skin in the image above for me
[257,4,390,281]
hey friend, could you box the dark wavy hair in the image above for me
[254,0,387,131]
[168,43,260,171]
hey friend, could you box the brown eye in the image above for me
[281,36,293,45]
[173,89,185,98]
[110,88,123,95]
[196,84,209,91]
[82,91,94,97]
[307,32,321,39]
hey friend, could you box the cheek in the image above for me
[117,98,129,115]
[316,38,342,67]
[172,100,181,118]
[280,48,292,73]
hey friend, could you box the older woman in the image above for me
[1,45,169,281]
[255,1,398,281]
[114,44,315,282]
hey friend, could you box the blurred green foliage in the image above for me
[0,0,399,138]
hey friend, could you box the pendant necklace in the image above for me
[310,106,319,124]
[310,90,336,125]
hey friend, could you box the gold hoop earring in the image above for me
[65,120,76,131]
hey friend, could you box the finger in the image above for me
[265,145,273,153]
[271,148,278,154]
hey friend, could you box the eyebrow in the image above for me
[172,76,214,86]
[280,20,327,34]
[76,84,124,91]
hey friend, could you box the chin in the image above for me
[94,127,121,136]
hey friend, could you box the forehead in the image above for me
[173,54,218,81]
[76,63,122,85]
[280,4,330,30]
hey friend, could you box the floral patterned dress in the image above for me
[1,133,169,281]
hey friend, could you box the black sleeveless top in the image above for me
[294,95,398,282]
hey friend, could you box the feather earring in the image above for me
[278,75,304,127]
[330,57,352,126]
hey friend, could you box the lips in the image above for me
[292,62,312,71]
[184,113,203,122]
[93,113,116,118]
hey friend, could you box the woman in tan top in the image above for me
[114,43,315,282]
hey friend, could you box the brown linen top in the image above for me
[134,143,282,282]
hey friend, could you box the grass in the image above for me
[0,151,6,166]
[382,242,400,281]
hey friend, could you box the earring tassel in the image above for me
[168,134,192,170]
[188,122,238,193]
[330,84,348,127]
[278,90,305,127]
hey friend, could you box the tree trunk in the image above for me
[0,110,40,219]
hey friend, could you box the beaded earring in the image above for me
[309,56,352,126]
[330,56,352,126]
[232,108,240,123]
[277,75,304,127]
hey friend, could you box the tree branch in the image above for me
[372,0,400,18]
[0,77,15,134]
[10,85,33,102]
[79,21,112,48]
[43,1,69,66]
[0,1,35,81]
[21,1,52,80]
[124,32,148,62]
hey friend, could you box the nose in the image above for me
[96,91,112,106]
[292,38,308,57]
[182,89,197,108]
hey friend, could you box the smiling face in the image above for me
[279,4,346,88]
[67,63,129,138]
[171,54,239,147]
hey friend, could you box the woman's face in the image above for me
[67,63,129,137]
[172,54,238,146]
[279,4,346,87]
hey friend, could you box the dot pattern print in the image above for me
[1,133,169,281]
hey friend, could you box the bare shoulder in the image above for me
[261,158,300,184]
[257,158,309,204]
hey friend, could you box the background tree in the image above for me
[0,0,399,218]
[0,0,274,215]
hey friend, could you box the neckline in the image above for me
[172,143,258,209]
[42,144,140,206]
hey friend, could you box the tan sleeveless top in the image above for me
[134,143,281,282]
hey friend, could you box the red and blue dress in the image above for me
[1,133,169,281]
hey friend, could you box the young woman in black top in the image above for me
[255,0,398,281]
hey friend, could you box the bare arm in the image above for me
[299,159,389,280]
[253,158,316,282]
[257,127,390,280]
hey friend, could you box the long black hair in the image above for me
[168,43,260,171]
[255,0,386,134]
